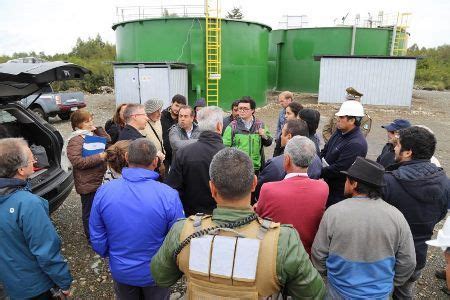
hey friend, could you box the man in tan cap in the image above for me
[141,99,166,175]
[322,87,372,143]
[141,99,165,154]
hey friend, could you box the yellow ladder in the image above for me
[393,13,411,56]
[205,0,221,106]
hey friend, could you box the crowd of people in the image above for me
[1,88,450,300]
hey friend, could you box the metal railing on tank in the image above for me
[116,5,205,22]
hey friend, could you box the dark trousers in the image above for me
[392,268,423,300]
[272,138,283,157]
[0,283,7,300]
[114,281,170,300]
[31,289,53,300]
[80,192,96,241]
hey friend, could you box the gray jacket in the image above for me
[311,197,416,299]
[169,124,201,159]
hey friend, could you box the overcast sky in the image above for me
[0,0,448,55]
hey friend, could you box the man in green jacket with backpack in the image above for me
[223,97,272,173]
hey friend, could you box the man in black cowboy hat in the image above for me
[312,157,416,299]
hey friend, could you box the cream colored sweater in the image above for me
[140,120,164,153]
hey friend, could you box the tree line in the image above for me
[0,34,115,94]
[408,44,450,91]
[0,35,448,93]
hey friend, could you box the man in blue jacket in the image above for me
[382,126,450,299]
[0,138,72,299]
[320,100,368,207]
[90,138,184,300]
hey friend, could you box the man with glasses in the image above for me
[376,119,411,168]
[223,96,272,174]
[0,138,72,299]
[118,104,149,141]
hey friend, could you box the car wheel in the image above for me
[32,107,48,121]
[58,112,71,120]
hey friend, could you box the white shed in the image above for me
[315,55,418,107]
[113,62,189,108]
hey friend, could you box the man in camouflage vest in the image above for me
[151,148,325,299]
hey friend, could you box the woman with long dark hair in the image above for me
[105,103,127,144]
[299,108,321,155]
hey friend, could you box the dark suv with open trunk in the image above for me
[0,61,90,213]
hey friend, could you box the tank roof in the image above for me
[271,26,394,32]
[314,55,420,61]
[112,17,272,31]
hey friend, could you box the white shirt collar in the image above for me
[284,172,309,179]
[185,125,193,138]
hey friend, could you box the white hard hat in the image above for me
[426,217,450,251]
[335,100,365,117]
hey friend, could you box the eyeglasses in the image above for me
[22,156,37,168]
[131,113,147,117]
[238,107,251,111]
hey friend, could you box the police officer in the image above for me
[322,87,372,143]
[151,148,325,299]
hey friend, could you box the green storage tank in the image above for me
[268,27,395,93]
[113,17,271,109]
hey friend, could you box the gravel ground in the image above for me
[49,90,450,299]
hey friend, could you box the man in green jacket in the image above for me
[151,148,325,299]
[222,97,272,173]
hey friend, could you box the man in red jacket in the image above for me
[256,136,329,255]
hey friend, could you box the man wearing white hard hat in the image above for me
[320,100,368,207]
[322,87,372,143]
[427,218,450,295]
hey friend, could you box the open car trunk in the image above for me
[0,103,73,212]
[0,61,90,213]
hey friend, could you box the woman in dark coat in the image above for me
[105,103,127,144]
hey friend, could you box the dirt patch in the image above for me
[50,90,450,298]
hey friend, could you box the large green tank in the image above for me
[113,18,271,109]
[268,27,394,93]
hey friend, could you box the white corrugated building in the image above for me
[315,55,418,107]
[113,62,189,107]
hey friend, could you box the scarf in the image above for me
[61,129,93,172]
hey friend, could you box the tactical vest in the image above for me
[177,214,281,299]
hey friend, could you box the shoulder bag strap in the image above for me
[148,121,165,154]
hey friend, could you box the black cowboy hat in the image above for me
[341,157,386,187]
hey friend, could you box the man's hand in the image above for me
[156,151,165,162]
[258,128,267,139]
[61,289,71,298]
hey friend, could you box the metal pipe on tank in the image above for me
[351,25,356,55]
[275,43,282,89]
[196,84,202,100]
